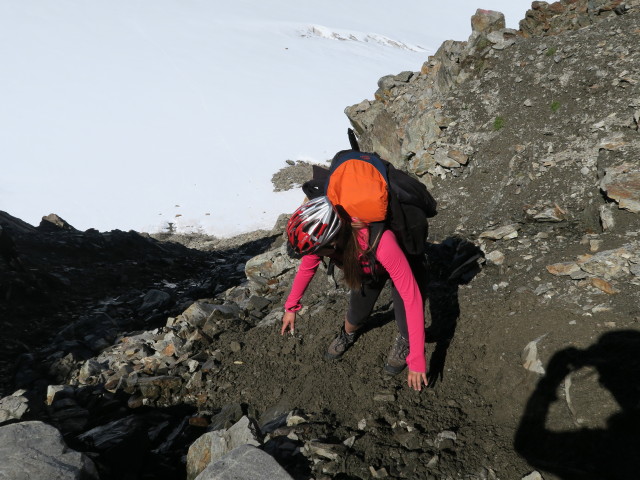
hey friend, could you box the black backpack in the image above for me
[302,130,437,257]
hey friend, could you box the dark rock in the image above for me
[38,213,77,232]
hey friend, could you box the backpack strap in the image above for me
[322,257,339,289]
[348,128,360,151]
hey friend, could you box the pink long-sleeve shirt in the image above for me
[284,229,426,373]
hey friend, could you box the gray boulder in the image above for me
[0,421,98,480]
[187,416,262,480]
[194,444,293,480]
[244,244,297,288]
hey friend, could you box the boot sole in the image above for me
[383,363,406,376]
[324,351,344,361]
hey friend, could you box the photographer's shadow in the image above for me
[514,330,640,479]
[422,236,484,387]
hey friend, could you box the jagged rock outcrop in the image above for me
[520,0,640,37]
[345,3,640,310]
[346,1,640,189]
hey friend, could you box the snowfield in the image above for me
[0,0,531,236]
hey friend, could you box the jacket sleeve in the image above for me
[375,230,426,373]
[284,254,322,312]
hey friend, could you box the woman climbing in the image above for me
[280,195,428,391]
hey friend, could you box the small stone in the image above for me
[522,471,544,480]
[589,277,618,295]
[522,335,547,375]
[230,341,242,353]
[46,385,74,406]
[480,224,520,240]
[447,150,469,165]
[304,441,344,461]
[127,395,144,409]
[590,240,602,252]
[570,270,589,280]
[0,391,29,422]
[546,262,581,276]
[435,152,461,168]
[434,430,457,450]
[373,393,396,402]
[427,454,439,467]
[286,412,307,427]
[524,99,533,107]
[187,360,200,373]
[189,416,210,428]
[357,419,367,430]
[534,283,553,296]
[343,436,356,448]
[599,205,615,231]
[369,466,389,478]
[592,304,612,314]
[531,204,567,222]
[485,250,505,265]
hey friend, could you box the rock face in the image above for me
[3,3,640,480]
[0,421,98,480]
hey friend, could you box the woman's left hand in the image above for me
[407,370,428,391]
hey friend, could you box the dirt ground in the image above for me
[196,229,640,479]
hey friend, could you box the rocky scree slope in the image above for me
[343,1,640,478]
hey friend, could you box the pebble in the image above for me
[373,393,396,402]
[522,471,544,480]
[486,250,505,265]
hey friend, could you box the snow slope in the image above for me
[0,0,532,236]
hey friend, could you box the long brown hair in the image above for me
[335,208,378,291]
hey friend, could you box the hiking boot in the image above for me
[325,325,358,360]
[384,334,409,375]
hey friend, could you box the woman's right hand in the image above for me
[281,311,296,335]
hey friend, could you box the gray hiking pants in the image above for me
[346,256,428,339]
